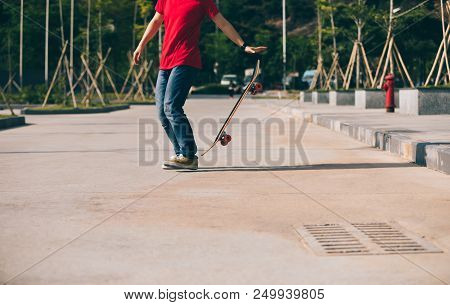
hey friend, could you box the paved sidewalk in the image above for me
[0,98,449,284]
[264,99,450,175]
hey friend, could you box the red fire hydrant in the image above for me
[382,73,395,113]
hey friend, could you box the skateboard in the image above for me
[201,55,262,156]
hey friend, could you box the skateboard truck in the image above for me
[220,131,232,146]
[250,83,263,95]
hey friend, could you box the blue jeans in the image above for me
[155,65,197,159]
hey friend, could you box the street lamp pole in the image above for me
[282,0,287,91]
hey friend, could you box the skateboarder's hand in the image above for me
[244,46,267,54]
[133,47,143,65]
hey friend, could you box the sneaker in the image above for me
[162,155,179,169]
[163,154,198,170]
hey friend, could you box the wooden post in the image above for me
[425,23,450,86]
[393,42,414,87]
[58,0,76,107]
[99,52,121,101]
[123,66,145,102]
[64,56,77,107]
[373,0,414,88]
[120,53,135,95]
[81,55,105,106]
[0,74,17,116]
[379,37,394,88]
[329,0,338,89]
[360,43,374,85]
[43,41,69,107]
[342,0,373,89]
[310,1,326,90]
[317,2,323,88]
[441,0,450,82]
[372,37,389,87]
[80,48,111,106]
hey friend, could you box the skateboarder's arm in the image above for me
[133,12,164,65]
[212,13,267,54]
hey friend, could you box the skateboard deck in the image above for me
[201,55,261,156]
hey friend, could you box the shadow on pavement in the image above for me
[180,162,418,172]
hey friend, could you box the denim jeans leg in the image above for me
[163,66,197,158]
[155,69,181,155]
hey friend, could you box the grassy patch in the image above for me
[32,104,128,110]
[191,84,229,95]
[123,100,156,105]
[0,115,15,119]
[23,104,130,115]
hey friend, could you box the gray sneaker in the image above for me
[162,155,179,169]
[163,155,198,170]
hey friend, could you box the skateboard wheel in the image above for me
[220,140,228,146]
[225,134,232,142]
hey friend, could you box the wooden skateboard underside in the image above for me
[201,57,261,157]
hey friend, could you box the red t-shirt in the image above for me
[155,0,219,70]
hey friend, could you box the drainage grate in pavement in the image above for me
[295,222,442,256]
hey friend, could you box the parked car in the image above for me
[242,68,263,93]
[220,74,238,86]
[301,70,316,87]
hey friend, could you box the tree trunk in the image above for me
[98,10,104,92]
[317,1,323,87]
[440,0,450,82]
[70,0,74,84]
[329,0,338,89]
[7,32,12,93]
[132,0,138,50]
[45,0,49,88]
[356,23,362,88]
[20,0,24,88]
[389,0,394,74]
[87,0,91,89]
[282,0,287,90]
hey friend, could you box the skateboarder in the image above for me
[133,0,266,170]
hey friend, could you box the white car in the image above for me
[220,74,238,86]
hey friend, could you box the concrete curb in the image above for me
[425,145,450,175]
[21,104,130,115]
[0,116,26,130]
[265,101,450,175]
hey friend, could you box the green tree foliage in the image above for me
[0,0,443,88]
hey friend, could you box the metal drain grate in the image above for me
[295,222,442,256]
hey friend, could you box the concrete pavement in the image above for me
[0,98,449,284]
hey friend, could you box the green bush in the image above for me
[17,84,48,104]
